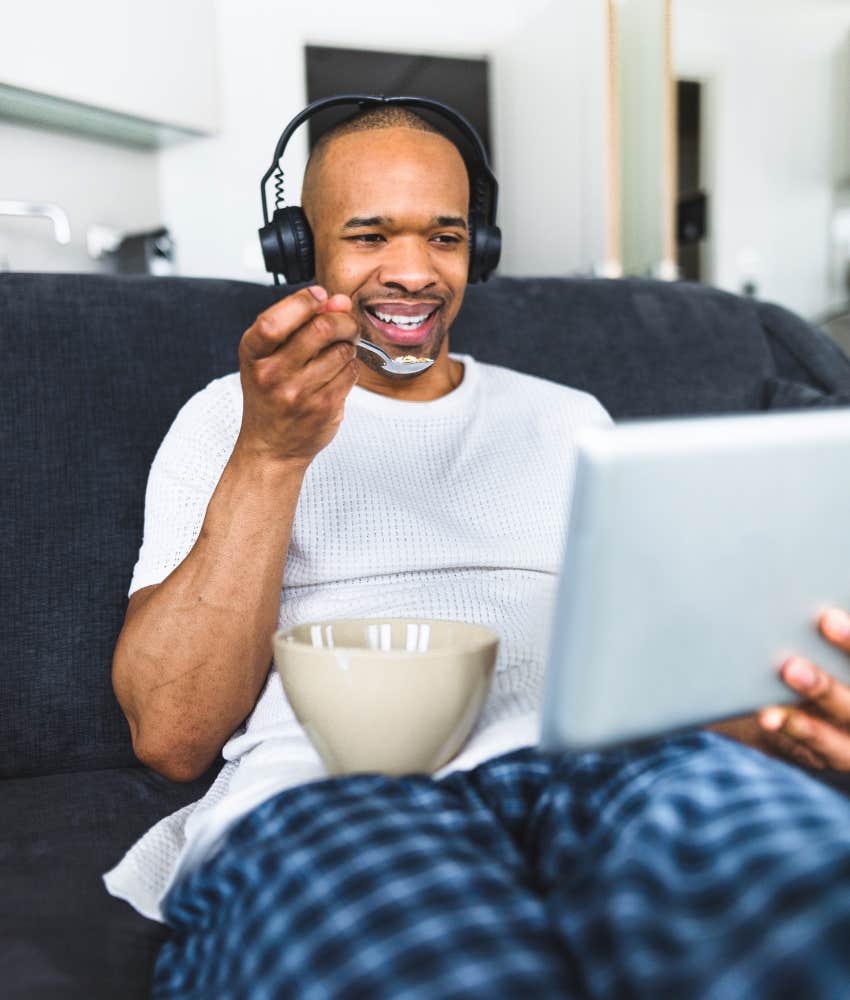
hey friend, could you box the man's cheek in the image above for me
[333,261,371,295]
[442,294,465,330]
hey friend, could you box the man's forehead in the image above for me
[323,124,462,161]
[317,128,469,197]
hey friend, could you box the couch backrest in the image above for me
[1,272,848,778]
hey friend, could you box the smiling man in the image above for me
[105,104,850,998]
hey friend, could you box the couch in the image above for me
[2,271,850,999]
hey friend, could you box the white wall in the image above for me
[492,0,608,277]
[158,0,608,283]
[675,0,850,319]
[0,120,161,272]
[617,0,669,277]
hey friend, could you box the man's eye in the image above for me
[343,233,462,246]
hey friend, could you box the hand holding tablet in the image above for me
[750,607,850,771]
[539,407,850,770]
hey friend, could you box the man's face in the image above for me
[306,127,470,380]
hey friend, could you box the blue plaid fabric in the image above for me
[153,732,850,999]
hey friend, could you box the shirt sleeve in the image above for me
[570,388,614,429]
[585,392,614,428]
[128,374,241,598]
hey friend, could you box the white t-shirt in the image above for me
[103,352,612,921]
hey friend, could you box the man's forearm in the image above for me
[113,443,309,781]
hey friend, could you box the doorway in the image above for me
[676,79,708,283]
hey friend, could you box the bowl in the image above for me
[272,618,499,776]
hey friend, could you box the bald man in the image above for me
[112,110,474,786]
[107,107,850,999]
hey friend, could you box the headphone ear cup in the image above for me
[260,206,315,283]
[285,207,315,283]
[258,214,286,277]
[476,224,502,283]
[467,212,502,283]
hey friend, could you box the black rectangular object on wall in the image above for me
[305,45,491,162]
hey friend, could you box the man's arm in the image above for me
[112,285,360,782]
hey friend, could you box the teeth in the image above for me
[373,308,434,328]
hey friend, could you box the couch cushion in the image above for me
[2,273,849,778]
[0,764,215,1000]
[0,274,280,778]
[452,277,850,416]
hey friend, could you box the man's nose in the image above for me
[377,236,439,293]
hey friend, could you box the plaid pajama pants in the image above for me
[153,732,850,999]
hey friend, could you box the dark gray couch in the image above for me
[2,272,850,999]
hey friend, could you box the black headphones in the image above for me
[258,93,502,286]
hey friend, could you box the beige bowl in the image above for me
[273,618,499,776]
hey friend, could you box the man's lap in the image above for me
[153,732,850,999]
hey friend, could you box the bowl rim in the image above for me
[273,617,500,657]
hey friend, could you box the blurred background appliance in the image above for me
[87,225,176,275]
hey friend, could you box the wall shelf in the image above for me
[0,83,207,150]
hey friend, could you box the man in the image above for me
[106,105,850,997]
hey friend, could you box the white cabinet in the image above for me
[0,0,218,143]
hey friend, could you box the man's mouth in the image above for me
[363,303,441,346]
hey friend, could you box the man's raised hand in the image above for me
[755,608,850,771]
[236,284,360,469]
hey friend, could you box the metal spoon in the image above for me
[356,337,434,376]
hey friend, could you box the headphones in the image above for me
[258,93,502,285]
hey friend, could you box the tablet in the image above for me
[539,407,850,752]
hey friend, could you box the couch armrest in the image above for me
[757,300,850,397]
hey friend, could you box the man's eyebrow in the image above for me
[434,216,467,230]
[341,215,468,231]
[342,216,388,230]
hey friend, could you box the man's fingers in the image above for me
[294,335,360,394]
[764,726,828,771]
[317,294,355,314]
[241,285,338,361]
[282,305,358,375]
[820,608,850,656]
[780,657,850,727]
[759,706,850,771]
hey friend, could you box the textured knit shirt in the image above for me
[103,351,612,921]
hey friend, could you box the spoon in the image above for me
[356,337,434,376]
